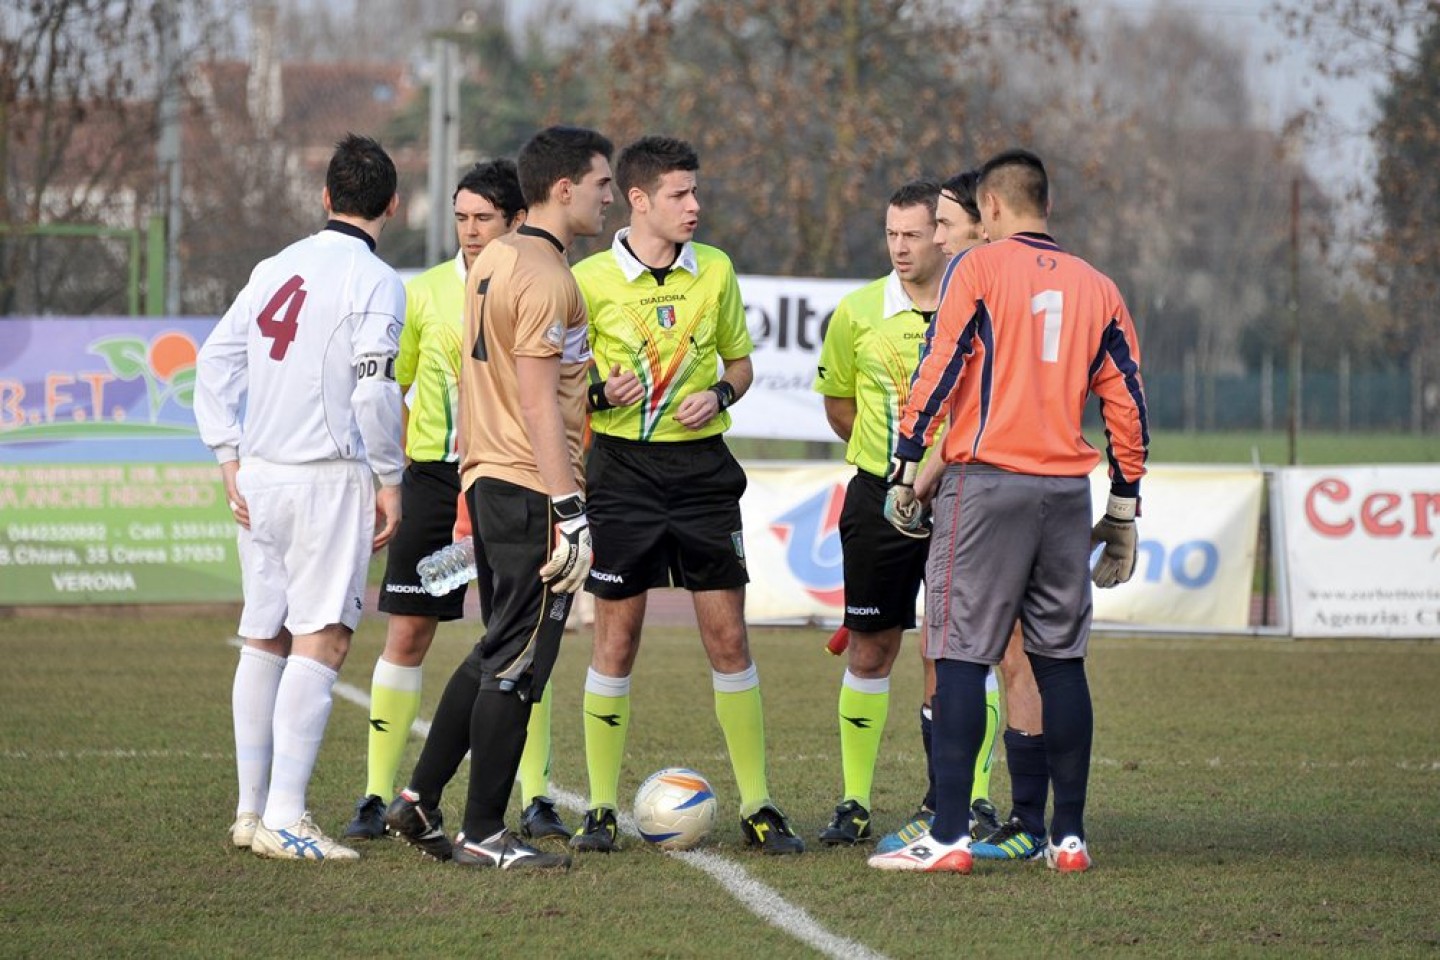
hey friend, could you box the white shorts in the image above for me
[234,458,374,638]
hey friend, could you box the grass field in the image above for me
[2,613,1437,958]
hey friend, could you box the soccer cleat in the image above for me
[251,812,359,862]
[229,811,260,850]
[867,831,972,873]
[1046,834,1092,873]
[969,797,1003,841]
[568,807,619,853]
[972,815,1046,861]
[452,828,572,871]
[875,807,933,854]
[741,803,806,855]
[520,795,571,842]
[343,793,387,841]
[818,799,873,846]
[384,790,454,861]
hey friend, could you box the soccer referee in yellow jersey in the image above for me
[568,135,804,855]
[812,179,1000,849]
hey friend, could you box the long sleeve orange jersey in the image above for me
[896,232,1149,498]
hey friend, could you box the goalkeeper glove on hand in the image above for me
[1090,493,1138,588]
[539,493,592,594]
[883,456,929,539]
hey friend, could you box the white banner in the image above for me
[1280,465,1440,638]
[731,274,865,441]
[740,462,1265,631]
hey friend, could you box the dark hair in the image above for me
[454,158,526,225]
[616,135,700,204]
[517,125,614,206]
[976,148,1048,217]
[325,133,397,220]
[940,170,981,223]
[888,178,940,218]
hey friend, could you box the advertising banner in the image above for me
[741,462,1265,632]
[0,318,237,604]
[1280,465,1440,638]
[730,274,864,442]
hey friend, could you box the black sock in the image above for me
[462,688,533,841]
[1004,728,1049,836]
[407,657,482,808]
[920,703,935,812]
[1028,653,1092,842]
[930,659,990,844]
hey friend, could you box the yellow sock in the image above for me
[972,668,1000,801]
[838,671,890,809]
[714,664,769,817]
[517,684,553,804]
[365,659,422,800]
[582,668,630,811]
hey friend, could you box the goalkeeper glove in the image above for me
[883,456,929,539]
[539,493,592,594]
[1090,493,1138,588]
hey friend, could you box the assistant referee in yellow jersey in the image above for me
[568,135,804,855]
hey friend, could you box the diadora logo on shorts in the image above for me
[385,584,429,594]
[768,483,845,607]
[548,597,567,621]
[846,605,881,617]
[589,569,624,584]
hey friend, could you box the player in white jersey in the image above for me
[195,134,406,862]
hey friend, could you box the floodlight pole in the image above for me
[156,0,182,315]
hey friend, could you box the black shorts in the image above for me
[462,477,571,698]
[585,434,749,599]
[379,460,468,619]
[839,469,928,632]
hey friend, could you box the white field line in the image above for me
[156,633,883,959]
[324,673,890,960]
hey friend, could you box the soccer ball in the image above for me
[632,767,718,851]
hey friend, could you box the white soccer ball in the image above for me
[633,767,718,851]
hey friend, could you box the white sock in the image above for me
[233,645,285,817]
[262,655,338,830]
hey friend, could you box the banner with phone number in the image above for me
[0,318,237,604]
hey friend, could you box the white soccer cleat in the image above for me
[867,831,972,873]
[251,812,360,862]
[229,811,260,849]
[1046,835,1092,873]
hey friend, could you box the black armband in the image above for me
[709,381,737,410]
[588,381,615,412]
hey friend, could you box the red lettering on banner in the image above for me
[45,374,75,422]
[1361,492,1402,537]
[0,380,23,428]
[1414,493,1440,538]
[1305,478,1352,537]
[1305,478,1440,539]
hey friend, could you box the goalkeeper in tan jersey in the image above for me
[344,160,570,846]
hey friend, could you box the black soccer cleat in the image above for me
[452,828,572,871]
[343,793,387,841]
[384,790,454,861]
[568,807,619,853]
[741,803,806,855]
[818,798,873,846]
[969,797,1004,842]
[520,795,571,842]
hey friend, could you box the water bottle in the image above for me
[416,538,477,596]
